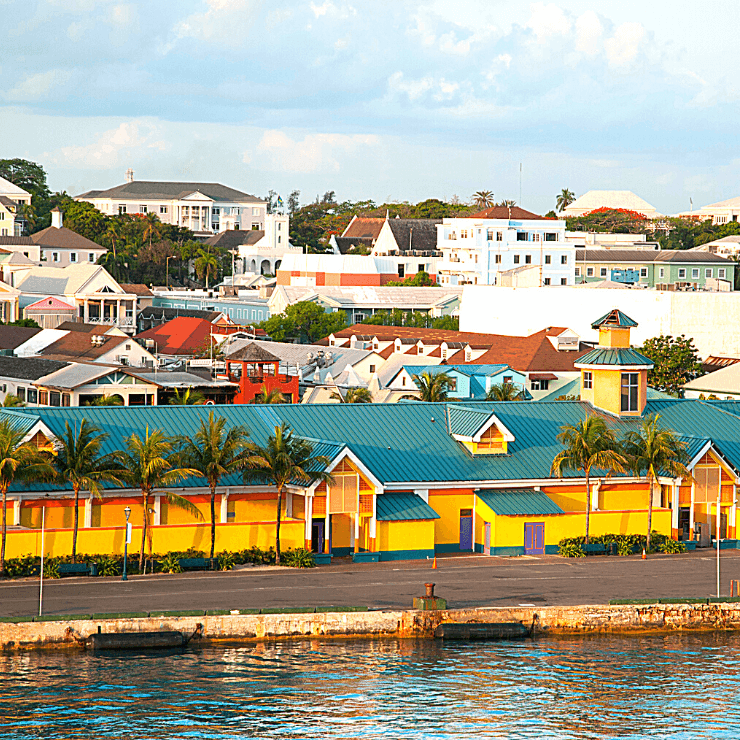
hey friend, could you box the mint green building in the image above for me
[575,249,736,290]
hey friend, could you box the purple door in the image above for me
[524,523,545,555]
[459,509,473,551]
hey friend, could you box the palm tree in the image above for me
[169,388,206,405]
[0,420,54,577]
[51,420,124,563]
[86,395,124,406]
[116,428,201,571]
[497,199,517,208]
[17,202,36,234]
[330,387,373,403]
[246,423,332,564]
[411,371,453,402]
[550,415,627,545]
[622,414,692,553]
[253,385,286,404]
[194,249,219,289]
[486,382,524,401]
[142,213,161,247]
[176,412,258,559]
[2,394,25,408]
[105,220,122,260]
[472,191,495,209]
[556,188,576,213]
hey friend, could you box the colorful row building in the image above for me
[3,310,739,561]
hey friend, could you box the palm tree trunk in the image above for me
[647,479,654,553]
[0,485,7,578]
[139,491,149,572]
[584,470,591,546]
[72,485,80,564]
[275,484,283,565]
[210,483,217,561]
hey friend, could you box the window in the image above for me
[402,376,406,386]
[496,231,503,241]
[251,223,259,230]
[448,378,457,392]
[587,267,594,277]
[533,233,540,242]
[531,379,549,391]
[160,205,168,214]
[62,394,70,407]
[212,207,220,215]
[126,343,132,350]
[495,254,502,264]
[38,390,49,406]
[70,253,77,263]
[544,278,551,285]
[561,255,568,265]
[678,268,686,278]
[461,229,468,239]
[640,268,647,277]
[503,376,512,384]
[88,253,95,262]
[525,254,532,264]
[621,373,639,412]
[52,252,60,263]
[600,267,607,277]
[118,204,126,214]
[659,267,665,278]
[140,205,147,213]
[561,278,567,285]
[487,229,494,240]
[369,364,376,373]
[583,371,593,389]
[517,232,528,241]
[513,255,520,264]
[706,268,713,278]
[692,268,699,279]
[27,389,37,404]
[545,233,559,242]
[719,268,726,279]
[575,267,581,277]
[17,387,25,402]
[545,255,551,264]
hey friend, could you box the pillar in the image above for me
[12,498,21,526]
[353,513,360,554]
[731,485,737,537]
[370,488,380,552]
[84,494,93,528]
[153,494,162,526]
[592,481,600,511]
[304,496,313,551]
[286,492,293,519]
[690,480,695,534]
[83,298,89,323]
[324,510,330,554]
[220,489,229,524]
[116,299,121,326]
[672,482,680,531]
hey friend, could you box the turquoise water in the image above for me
[1,634,740,739]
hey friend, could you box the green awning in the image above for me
[376,492,440,521]
[476,488,564,516]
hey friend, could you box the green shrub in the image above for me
[43,558,60,579]
[661,538,686,554]
[281,548,316,568]
[217,551,236,571]
[96,555,121,577]
[159,552,182,574]
[559,542,585,558]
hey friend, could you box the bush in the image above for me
[96,554,121,577]
[558,532,686,557]
[559,542,585,558]
[661,538,687,554]
[159,552,182,574]
[217,551,236,571]
[281,548,316,568]
[43,558,60,579]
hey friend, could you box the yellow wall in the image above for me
[580,367,647,416]
[598,483,652,511]
[542,484,588,513]
[599,327,631,348]
[4,519,306,559]
[428,490,474,545]
[20,501,82,530]
[377,520,435,553]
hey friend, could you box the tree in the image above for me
[2,394,25,408]
[194,249,219,289]
[0,420,53,577]
[246,424,332,564]
[176,412,257,559]
[331,387,373,403]
[86,395,124,406]
[566,208,648,234]
[17,202,37,234]
[622,414,691,553]
[0,159,50,202]
[550,415,627,544]
[556,189,576,212]
[51,420,123,563]
[261,301,347,343]
[411,371,453,402]
[486,382,524,401]
[116,428,201,571]
[639,335,703,396]
[287,190,301,214]
[498,200,517,207]
[386,271,437,287]
[472,191,495,209]
[142,213,162,247]
[253,385,286,404]
[169,388,206,405]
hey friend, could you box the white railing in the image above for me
[87,316,135,327]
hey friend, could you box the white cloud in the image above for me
[605,22,645,68]
[167,0,262,50]
[527,2,572,41]
[6,70,71,102]
[57,121,167,169]
[247,130,378,173]
[387,72,461,103]
[110,3,137,27]
[575,10,603,56]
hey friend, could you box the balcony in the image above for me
[86,316,135,327]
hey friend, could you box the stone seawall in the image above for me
[3,603,740,651]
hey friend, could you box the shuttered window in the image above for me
[328,473,358,514]
[694,467,720,503]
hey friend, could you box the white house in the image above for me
[676,196,740,225]
[436,206,574,287]
[563,190,663,219]
[0,176,32,237]
[76,171,267,236]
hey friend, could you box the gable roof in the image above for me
[578,249,733,264]
[77,181,264,204]
[137,306,223,324]
[119,283,153,297]
[135,316,214,355]
[476,488,565,516]
[591,309,638,329]
[30,226,104,251]
[227,342,281,362]
[385,219,441,253]
[15,264,113,295]
[0,354,69,381]
[467,206,553,221]
[0,176,30,198]
[38,330,129,361]
[342,217,385,240]
[333,236,374,254]
[205,230,265,249]
[24,296,76,312]
[0,325,41,350]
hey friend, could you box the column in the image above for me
[220,489,229,524]
[304,496,313,551]
[689,481,695,534]
[153,494,162,526]
[354,514,360,554]
[731,484,737,536]
[592,481,600,511]
[370,487,380,553]
[116,299,121,327]
[286,492,293,519]
[672,482,680,532]
[12,498,21,526]
[324,510,330,554]
[84,494,93,528]
[83,298,89,323]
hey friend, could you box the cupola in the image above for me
[575,309,653,417]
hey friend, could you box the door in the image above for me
[311,520,325,554]
[484,522,491,555]
[678,508,690,541]
[459,509,473,551]
[524,522,545,555]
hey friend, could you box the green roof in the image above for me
[476,488,564,516]
[576,347,653,367]
[375,492,440,521]
[591,309,639,329]
[447,405,492,437]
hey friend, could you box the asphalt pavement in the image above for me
[1,550,738,618]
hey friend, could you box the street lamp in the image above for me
[122,506,131,581]
[166,255,176,289]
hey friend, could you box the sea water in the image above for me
[1,633,739,739]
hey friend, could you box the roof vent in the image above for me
[125,168,134,184]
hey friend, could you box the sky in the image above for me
[2,0,739,215]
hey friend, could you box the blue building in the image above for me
[390,364,528,400]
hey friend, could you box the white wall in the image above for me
[459,286,740,358]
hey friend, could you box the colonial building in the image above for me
[0,175,32,237]
[676,196,740,225]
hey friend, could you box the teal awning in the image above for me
[476,488,564,516]
[376,493,440,521]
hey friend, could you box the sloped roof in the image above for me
[0,176,30,198]
[467,206,553,221]
[697,196,740,209]
[342,217,385,240]
[385,219,441,253]
[375,492,440,521]
[591,309,638,329]
[76,181,264,204]
[227,342,281,362]
[0,355,69,381]
[30,226,104,251]
[0,236,35,247]
[333,236,374,254]
[15,264,107,295]
[138,306,223,323]
[119,283,153,296]
[685,363,740,395]
[135,316,215,355]
[578,249,732,264]
[23,296,76,312]
[447,405,493,437]
[0,325,41,350]
[575,348,653,367]
[476,488,564,516]
[564,190,661,217]
[205,230,265,249]
[38,331,129,361]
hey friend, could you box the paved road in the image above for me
[2,550,739,618]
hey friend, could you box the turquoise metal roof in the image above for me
[538,379,673,402]
[402,364,509,378]
[576,347,653,367]
[591,309,639,329]
[0,409,41,435]
[446,405,492,438]
[476,488,564,516]
[375,492,440,521]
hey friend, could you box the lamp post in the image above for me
[122,506,131,581]
[166,256,175,290]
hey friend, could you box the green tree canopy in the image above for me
[411,371,453,402]
[261,301,347,343]
[639,335,703,396]
[0,159,50,202]
[386,271,437,287]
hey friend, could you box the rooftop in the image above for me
[577,248,733,264]
[135,316,215,355]
[564,190,662,217]
[76,181,264,204]
[466,206,554,221]
[30,226,104,251]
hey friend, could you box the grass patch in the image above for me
[260,607,316,615]
[315,606,369,613]
[91,612,150,620]
[658,598,708,605]
[0,615,35,623]
[609,599,660,605]
[149,610,206,618]
[33,614,92,622]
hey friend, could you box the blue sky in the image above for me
[2,0,738,214]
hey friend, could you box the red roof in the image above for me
[335,324,591,372]
[342,217,385,240]
[466,206,555,221]
[25,296,76,311]
[135,317,215,355]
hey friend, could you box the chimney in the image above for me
[125,168,134,184]
[51,207,63,229]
